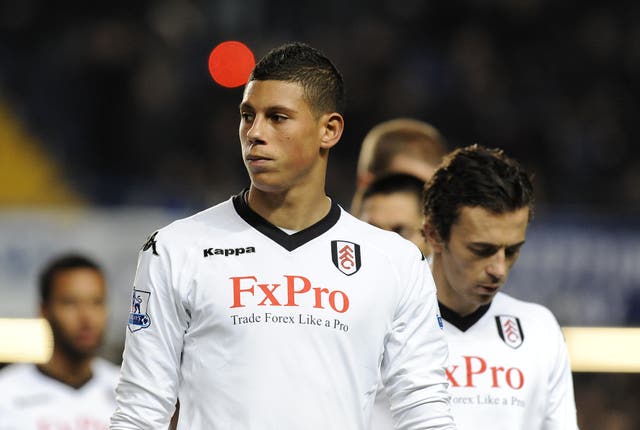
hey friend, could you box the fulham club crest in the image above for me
[495,315,524,349]
[331,240,361,276]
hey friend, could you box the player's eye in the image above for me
[240,112,254,122]
[271,114,287,122]
[391,225,414,240]
[470,246,497,258]
[505,245,523,258]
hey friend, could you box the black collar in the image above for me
[35,364,93,390]
[232,189,341,251]
[439,301,492,332]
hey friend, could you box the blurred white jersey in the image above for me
[0,358,120,430]
[110,192,455,430]
[371,292,578,430]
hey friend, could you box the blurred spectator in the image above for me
[350,118,447,215]
[0,253,119,428]
[358,173,429,256]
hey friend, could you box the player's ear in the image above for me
[319,112,344,150]
[423,220,444,253]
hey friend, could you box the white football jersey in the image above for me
[371,292,578,430]
[0,358,120,430]
[110,192,456,429]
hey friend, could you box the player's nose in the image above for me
[246,115,266,143]
[486,250,507,281]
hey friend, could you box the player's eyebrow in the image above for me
[239,102,297,115]
[469,240,526,248]
[239,101,253,111]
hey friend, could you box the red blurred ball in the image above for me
[208,41,255,88]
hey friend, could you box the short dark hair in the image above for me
[249,42,346,116]
[362,173,425,205]
[424,144,534,241]
[39,254,102,305]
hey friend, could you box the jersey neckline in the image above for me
[35,363,94,390]
[232,189,342,251]
[438,301,492,332]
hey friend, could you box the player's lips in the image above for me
[246,154,272,162]
[478,284,500,293]
[246,154,273,169]
[75,330,99,345]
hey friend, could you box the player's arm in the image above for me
[542,313,580,430]
[381,248,457,430]
[110,230,190,429]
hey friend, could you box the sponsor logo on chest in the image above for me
[203,246,256,257]
[446,355,525,390]
[229,274,350,313]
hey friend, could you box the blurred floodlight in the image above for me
[0,318,53,363]
[563,327,640,373]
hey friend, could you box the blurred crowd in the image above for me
[0,0,638,210]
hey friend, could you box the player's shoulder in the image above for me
[92,357,121,377]
[142,196,237,250]
[165,197,235,234]
[91,357,121,386]
[0,363,39,390]
[493,292,558,322]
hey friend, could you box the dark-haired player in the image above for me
[0,254,119,429]
[371,145,578,429]
[110,42,456,429]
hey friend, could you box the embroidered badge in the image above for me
[331,240,362,276]
[128,288,152,333]
[495,315,524,349]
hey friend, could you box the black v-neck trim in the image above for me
[232,189,342,251]
[35,364,93,390]
[439,301,492,332]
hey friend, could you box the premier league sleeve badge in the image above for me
[128,288,152,333]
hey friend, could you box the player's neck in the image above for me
[246,186,332,231]
[38,348,94,389]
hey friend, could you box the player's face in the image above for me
[41,268,107,359]
[239,80,334,193]
[428,206,529,316]
[359,192,429,255]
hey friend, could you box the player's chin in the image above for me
[249,175,289,193]
[475,290,498,304]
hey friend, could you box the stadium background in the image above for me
[1,1,638,428]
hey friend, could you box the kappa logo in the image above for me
[142,231,159,256]
[203,246,256,257]
[495,315,524,349]
[331,240,361,276]
[128,288,151,333]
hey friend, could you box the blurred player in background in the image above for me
[371,145,579,429]
[0,254,120,429]
[110,42,456,429]
[351,118,448,216]
[358,172,430,256]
